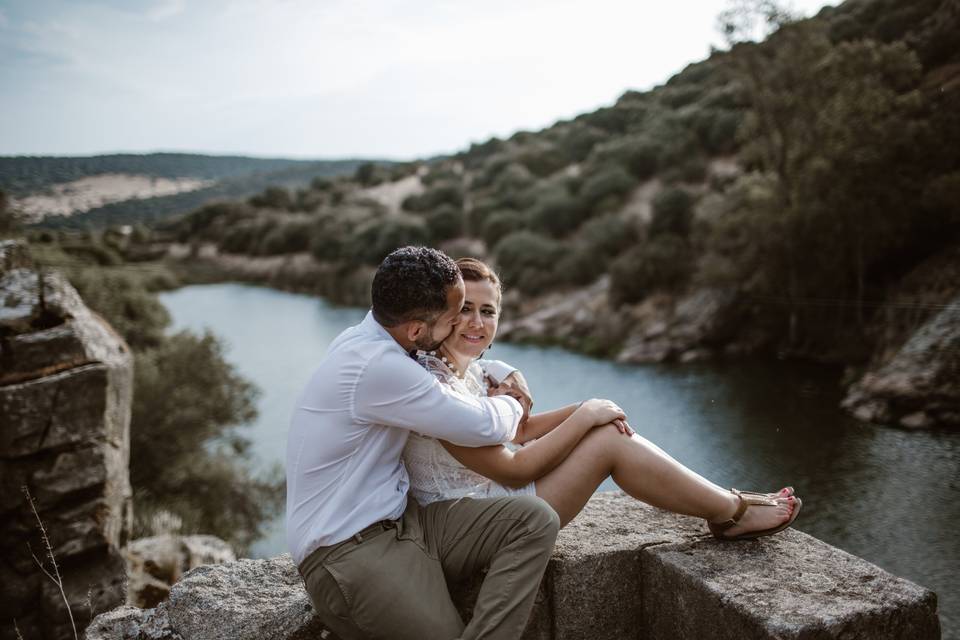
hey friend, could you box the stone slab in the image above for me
[549,491,706,640]
[164,556,325,640]
[86,494,943,640]
[0,363,111,456]
[641,527,941,639]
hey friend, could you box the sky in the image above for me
[0,0,835,160]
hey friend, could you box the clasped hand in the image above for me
[578,398,634,436]
[487,371,533,425]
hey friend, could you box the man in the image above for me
[287,246,560,639]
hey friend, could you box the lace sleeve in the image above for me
[417,353,457,385]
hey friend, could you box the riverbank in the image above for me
[161,241,960,430]
[158,281,960,636]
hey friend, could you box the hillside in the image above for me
[13,0,958,427]
[0,153,379,228]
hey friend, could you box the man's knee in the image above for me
[511,495,560,541]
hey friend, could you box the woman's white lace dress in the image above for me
[402,354,537,506]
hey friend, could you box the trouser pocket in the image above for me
[301,560,366,640]
[320,531,464,640]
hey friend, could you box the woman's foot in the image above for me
[708,489,799,540]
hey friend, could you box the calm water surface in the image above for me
[159,283,959,637]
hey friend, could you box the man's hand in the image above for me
[500,371,532,411]
[489,374,533,426]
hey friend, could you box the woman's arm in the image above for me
[440,399,626,489]
[514,404,579,444]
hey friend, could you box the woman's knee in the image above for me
[585,423,627,450]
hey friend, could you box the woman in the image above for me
[402,258,800,538]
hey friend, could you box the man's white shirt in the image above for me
[286,311,523,565]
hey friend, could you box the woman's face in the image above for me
[445,279,499,359]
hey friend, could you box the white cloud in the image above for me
[0,0,837,157]
[147,0,186,21]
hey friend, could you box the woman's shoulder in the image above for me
[416,351,456,384]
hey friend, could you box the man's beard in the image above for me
[413,322,450,352]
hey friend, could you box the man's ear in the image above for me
[406,320,427,344]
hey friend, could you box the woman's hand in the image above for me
[489,381,533,426]
[577,399,634,436]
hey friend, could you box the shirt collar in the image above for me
[362,310,411,357]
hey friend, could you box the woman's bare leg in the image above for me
[535,424,795,531]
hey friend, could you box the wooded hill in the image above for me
[91,0,960,363]
[0,153,378,228]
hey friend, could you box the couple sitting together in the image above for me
[285,246,801,640]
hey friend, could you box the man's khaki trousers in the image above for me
[298,495,560,640]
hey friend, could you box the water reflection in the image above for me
[160,284,958,638]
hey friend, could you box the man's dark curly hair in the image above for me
[372,246,461,327]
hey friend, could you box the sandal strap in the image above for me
[708,488,780,533]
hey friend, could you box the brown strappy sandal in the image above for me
[708,488,802,541]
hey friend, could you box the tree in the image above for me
[650,187,695,238]
[717,1,930,344]
[493,231,565,294]
[130,331,281,553]
[0,189,19,236]
[609,235,693,305]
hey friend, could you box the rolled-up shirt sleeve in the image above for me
[354,351,521,446]
[478,358,518,385]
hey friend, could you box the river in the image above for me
[158,283,959,637]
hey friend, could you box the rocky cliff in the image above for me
[1,239,133,640]
[86,492,941,640]
[498,241,960,430]
[842,244,960,429]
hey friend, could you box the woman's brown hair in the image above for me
[456,257,502,304]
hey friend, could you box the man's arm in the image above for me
[354,351,523,446]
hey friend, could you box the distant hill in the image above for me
[0,153,382,228]
[168,0,959,366]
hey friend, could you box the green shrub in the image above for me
[346,216,430,265]
[220,221,265,254]
[459,137,507,168]
[660,84,704,108]
[609,235,692,305]
[514,143,567,177]
[576,103,646,134]
[662,156,709,184]
[471,153,512,189]
[421,166,460,186]
[402,181,463,212]
[294,188,325,212]
[650,187,695,238]
[492,162,535,193]
[0,189,17,236]
[309,206,381,262]
[59,242,123,266]
[259,220,312,255]
[425,204,465,242]
[249,186,293,211]
[176,201,257,242]
[554,214,639,286]
[554,243,600,287]
[559,125,607,162]
[590,136,661,180]
[354,162,393,186]
[66,268,171,349]
[310,176,333,191]
[131,330,281,553]
[526,187,587,238]
[493,231,565,293]
[579,165,637,209]
[579,213,639,256]
[482,210,523,247]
